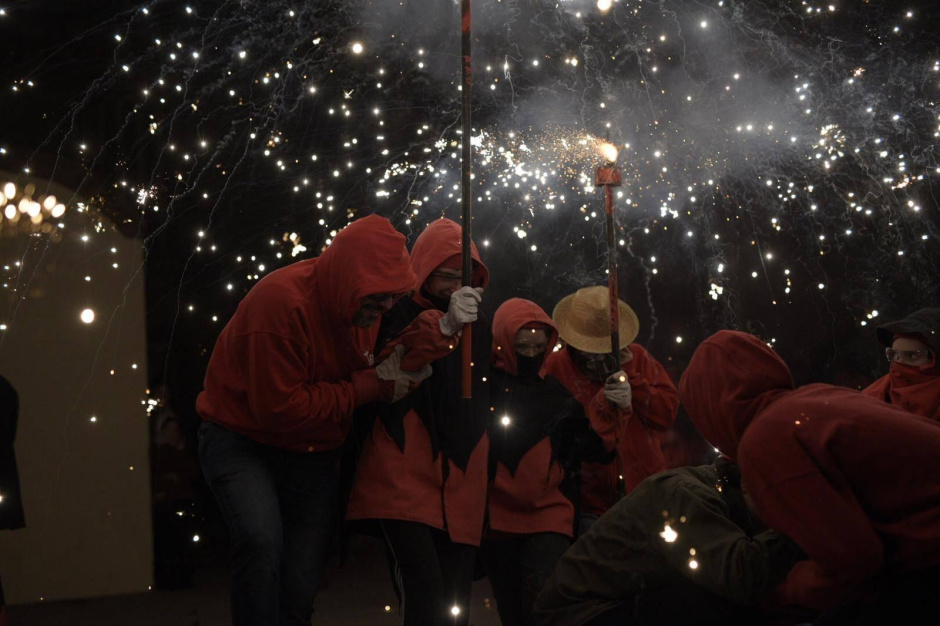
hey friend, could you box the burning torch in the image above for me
[595,141,622,368]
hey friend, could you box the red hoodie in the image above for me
[680,330,940,612]
[196,215,416,452]
[544,344,678,515]
[346,218,492,546]
[862,364,940,421]
[487,298,619,537]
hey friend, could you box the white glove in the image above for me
[376,345,433,402]
[604,371,632,410]
[439,286,483,336]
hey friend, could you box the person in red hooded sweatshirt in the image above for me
[346,218,490,626]
[545,286,679,534]
[197,215,432,626]
[483,298,618,626]
[861,307,940,421]
[679,330,940,624]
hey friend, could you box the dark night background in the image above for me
[0,0,939,615]
[2,1,938,402]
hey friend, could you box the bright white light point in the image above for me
[818,283,825,290]
[676,337,683,344]
[689,560,699,569]
[90,416,97,423]
[351,42,364,54]
[700,20,708,28]
[385,606,391,612]
[193,535,200,542]
[501,416,511,426]
[597,0,612,11]
[451,606,461,616]
[80,309,95,324]
[660,524,678,542]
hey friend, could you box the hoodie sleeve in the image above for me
[738,443,884,611]
[658,479,804,606]
[378,309,457,371]
[241,331,362,435]
[624,345,679,431]
[586,390,626,452]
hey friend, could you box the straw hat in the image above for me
[552,286,639,354]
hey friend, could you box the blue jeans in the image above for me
[198,422,339,626]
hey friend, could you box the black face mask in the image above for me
[420,287,450,312]
[569,347,619,383]
[516,353,545,380]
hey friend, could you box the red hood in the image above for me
[315,214,416,325]
[492,298,558,376]
[679,330,793,460]
[410,218,490,308]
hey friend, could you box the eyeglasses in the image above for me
[361,291,409,306]
[427,271,463,283]
[885,348,932,363]
[569,346,619,366]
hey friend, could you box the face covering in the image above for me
[570,348,619,382]
[516,353,545,380]
[890,361,939,384]
[420,287,451,312]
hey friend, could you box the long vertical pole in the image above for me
[604,186,620,366]
[460,0,473,399]
[595,157,622,369]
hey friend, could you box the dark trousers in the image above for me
[578,513,601,538]
[483,532,571,626]
[198,422,339,626]
[152,500,197,589]
[584,575,758,626]
[380,519,476,626]
[813,565,940,626]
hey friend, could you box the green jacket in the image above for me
[535,459,803,625]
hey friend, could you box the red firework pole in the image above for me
[460,0,473,398]
[595,143,622,366]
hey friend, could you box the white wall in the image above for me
[0,190,152,603]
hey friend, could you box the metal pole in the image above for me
[460,0,473,399]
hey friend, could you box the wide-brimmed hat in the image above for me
[875,307,940,352]
[552,286,639,354]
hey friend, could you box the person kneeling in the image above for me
[534,456,802,626]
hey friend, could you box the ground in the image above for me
[8,534,502,626]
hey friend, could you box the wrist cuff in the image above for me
[351,368,381,406]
